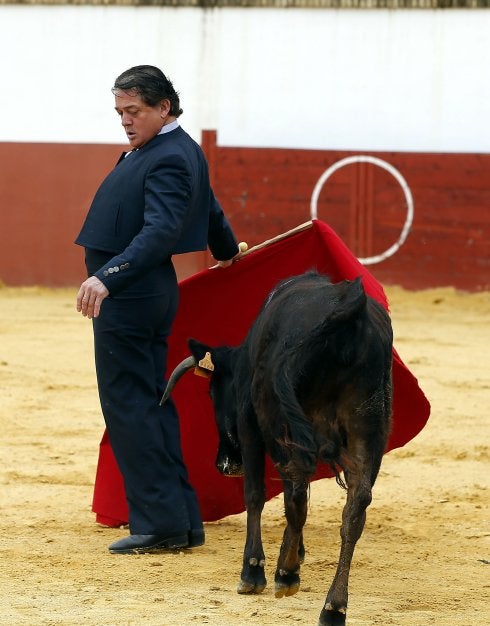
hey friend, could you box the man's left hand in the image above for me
[217,242,248,268]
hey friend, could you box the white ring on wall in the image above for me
[310,155,414,265]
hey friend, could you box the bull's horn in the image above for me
[160,355,197,405]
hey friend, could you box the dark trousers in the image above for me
[92,270,202,535]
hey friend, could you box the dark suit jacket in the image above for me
[75,127,238,295]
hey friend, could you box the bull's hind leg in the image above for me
[274,479,308,598]
[319,439,385,626]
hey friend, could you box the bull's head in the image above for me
[161,338,244,477]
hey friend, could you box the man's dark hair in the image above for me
[112,65,183,117]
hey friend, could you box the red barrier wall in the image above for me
[202,131,490,292]
[0,136,488,290]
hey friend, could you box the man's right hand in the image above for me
[76,276,109,319]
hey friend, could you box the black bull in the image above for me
[162,271,393,626]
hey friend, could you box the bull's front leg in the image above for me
[237,442,267,594]
[274,479,308,598]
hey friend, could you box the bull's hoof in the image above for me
[237,558,267,594]
[274,569,300,598]
[318,604,347,625]
[237,578,266,594]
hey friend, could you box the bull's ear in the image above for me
[188,338,211,361]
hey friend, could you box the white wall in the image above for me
[1,6,489,152]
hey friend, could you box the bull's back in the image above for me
[252,273,366,345]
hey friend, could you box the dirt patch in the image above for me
[1,285,489,626]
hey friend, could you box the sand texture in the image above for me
[0,285,489,626]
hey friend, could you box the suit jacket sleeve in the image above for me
[207,189,239,261]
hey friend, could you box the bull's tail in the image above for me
[275,388,347,486]
[272,369,318,478]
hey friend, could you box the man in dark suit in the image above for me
[75,65,240,554]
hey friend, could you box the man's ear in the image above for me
[160,98,171,117]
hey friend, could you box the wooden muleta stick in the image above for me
[211,220,313,268]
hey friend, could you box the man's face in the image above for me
[114,90,168,149]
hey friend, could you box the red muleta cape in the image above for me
[92,220,431,526]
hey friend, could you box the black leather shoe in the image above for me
[109,532,189,554]
[188,528,205,547]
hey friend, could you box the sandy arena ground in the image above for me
[0,284,489,626]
